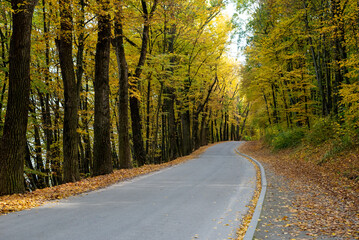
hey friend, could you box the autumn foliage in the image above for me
[0,0,246,195]
[237,0,359,181]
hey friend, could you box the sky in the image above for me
[224,1,251,64]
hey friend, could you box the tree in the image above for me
[56,0,80,183]
[0,0,241,193]
[0,0,38,195]
[129,0,159,166]
[93,0,113,176]
[113,2,132,169]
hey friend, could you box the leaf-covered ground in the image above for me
[239,141,359,239]
[0,144,216,215]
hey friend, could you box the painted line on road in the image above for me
[235,149,267,240]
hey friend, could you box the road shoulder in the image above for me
[239,141,357,240]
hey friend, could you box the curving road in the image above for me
[0,142,256,240]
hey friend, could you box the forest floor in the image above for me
[0,143,218,215]
[239,141,359,240]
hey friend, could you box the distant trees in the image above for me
[239,0,359,134]
[0,0,243,196]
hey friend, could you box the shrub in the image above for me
[263,126,281,146]
[271,128,305,151]
[263,126,305,151]
[305,118,338,145]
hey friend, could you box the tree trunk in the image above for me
[161,23,178,161]
[93,0,113,176]
[113,7,133,169]
[25,143,38,190]
[0,25,9,134]
[271,83,279,124]
[181,110,192,155]
[303,0,327,116]
[151,83,163,164]
[145,76,151,155]
[56,0,80,183]
[30,98,47,188]
[163,87,177,160]
[240,104,250,140]
[200,112,208,146]
[0,0,38,196]
[129,0,159,166]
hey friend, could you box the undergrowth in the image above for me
[264,126,305,151]
[261,118,359,181]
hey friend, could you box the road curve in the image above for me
[0,142,256,240]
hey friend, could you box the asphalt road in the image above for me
[0,141,256,240]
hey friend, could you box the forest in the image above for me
[1,0,359,197]
[0,0,246,195]
[240,0,359,157]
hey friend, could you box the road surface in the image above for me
[0,142,256,240]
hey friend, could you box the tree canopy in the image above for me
[0,0,245,195]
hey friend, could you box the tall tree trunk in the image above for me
[82,79,92,174]
[200,111,208,146]
[41,0,54,170]
[240,104,250,140]
[262,91,272,125]
[93,0,113,176]
[25,143,40,190]
[151,83,164,164]
[76,0,87,175]
[0,0,38,195]
[111,128,119,169]
[145,76,151,155]
[114,5,132,169]
[331,0,348,115]
[0,25,9,134]
[271,83,279,124]
[162,23,178,161]
[322,36,332,114]
[163,87,177,160]
[181,109,192,155]
[192,115,200,150]
[129,0,159,166]
[56,0,80,183]
[303,0,327,116]
[30,98,47,188]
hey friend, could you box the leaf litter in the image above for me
[239,141,359,239]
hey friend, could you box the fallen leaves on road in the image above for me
[236,153,262,240]
[0,143,217,215]
[239,141,359,239]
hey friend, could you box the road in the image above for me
[0,142,256,240]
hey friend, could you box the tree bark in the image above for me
[93,0,113,176]
[162,24,178,160]
[30,98,47,188]
[0,24,9,134]
[240,104,250,140]
[303,0,327,116]
[56,0,80,183]
[129,0,159,166]
[181,110,192,155]
[0,0,38,195]
[114,5,132,169]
